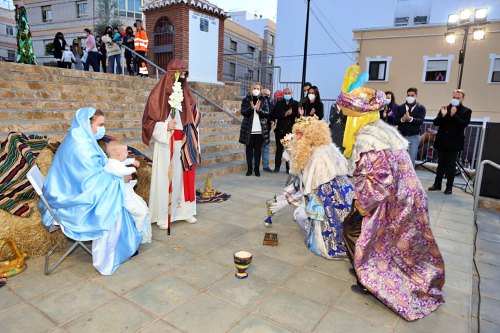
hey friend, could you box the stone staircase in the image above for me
[0,62,266,179]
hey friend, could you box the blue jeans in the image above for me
[405,134,420,166]
[108,54,122,74]
[83,51,100,72]
[262,143,270,169]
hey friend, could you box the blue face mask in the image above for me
[284,94,292,101]
[95,126,105,140]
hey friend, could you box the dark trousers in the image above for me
[83,51,100,72]
[274,133,285,171]
[99,53,107,73]
[125,55,134,75]
[63,62,72,69]
[57,61,64,68]
[246,134,263,172]
[434,150,458,190]
[135,51,147,76]
[342,207,363,269]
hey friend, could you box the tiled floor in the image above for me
[1,170,498,333]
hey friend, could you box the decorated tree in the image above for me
[15,5,37,64]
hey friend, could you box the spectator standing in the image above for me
[102,26,122,75]
[428,89,472,194]
[123,26,135,76]
[300,85,324,120]
[52,32,67,68]
[261,88,273,172]
[83,28,100,72]
[71,39,83,70]
[394,87,426,166]
[380,91,398,124]
[61,45,76,69]
[95,35,107,73]
[238,83,270,177]
[134,19,149,77]
[329,102,347,152]
[273,87,299,173]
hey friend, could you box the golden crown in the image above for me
[294,115,319,124]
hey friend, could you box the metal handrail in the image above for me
[121,45,164,80]
[121,45,241,122]
[473,159,500,221]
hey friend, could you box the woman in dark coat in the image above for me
[300,85,324,120]
[53,32,67,68]
[239,82,270,177]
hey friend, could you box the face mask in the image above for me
[283,94,292,101]
[385,98,391,105]
[451,98,461,106]
[252,89,260,97]
[308,94,315,101]
[406,96,416,104]
[95,126,105,140]
[178,77,185,84]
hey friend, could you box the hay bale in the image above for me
[134,155,152,204]
[0,146,66,258]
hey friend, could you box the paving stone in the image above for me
[314,307,392,333]
[395,309,470,333]
[476,262,500,281]
[478,296,500,325]
[124,275,199,317]
[435,237,473,259]
[431,226,473,245]
[207,274,276,309]
[0,287,23,310]
[439,286,471,320]
[434,218,474,233]
[445,268,472,294]
[283,268,351,305]
[63,298,155,333]
[170,257,232,290]
[0,303,56,333]
[480,277,500,301]
[91,260,162,294]
[440,250,473,274]
[163,293,245,333]
[241,252,299,285]
[7,269,82,300]
[138,320,184,333]
[478,319,500,333]
[334,286,400,327]
[254,287,328,332]
[31,281,115,324]
[199,222,248,241]
[305,255,356,282]
[228,314,293,333]
[133,246,196,274]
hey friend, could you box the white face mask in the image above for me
[252,89,260,97]
[406,96,416,104]
[308,93,315,101]
[385,98,391,105]
[451,98,461,106]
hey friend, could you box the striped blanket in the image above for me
[0,132,48,217]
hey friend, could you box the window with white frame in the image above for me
[42,6,52,22]
[117,0,143,19]
[366,56,392,82]
[268,34,275,46]
[6,25,14,36]
[77,1,88,18]
[488,54,500,83]
[422,55,453,83]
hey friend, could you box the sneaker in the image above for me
[428,185,441,191]
[444,188,452,195]
[351,284,370,295]
[263,167,273,172]
[185,217,197,224]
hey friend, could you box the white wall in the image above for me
[188,9,219,83]
[275,0,499,100]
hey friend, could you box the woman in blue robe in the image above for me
[39,107,142,275]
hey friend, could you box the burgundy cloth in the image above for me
[142,59,196,145]
[173,129,183,141]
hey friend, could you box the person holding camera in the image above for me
[428,89,472,194]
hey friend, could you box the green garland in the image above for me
[15,6,37,65]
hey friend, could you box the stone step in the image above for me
[0,99,147,112]
[0,109,145,121]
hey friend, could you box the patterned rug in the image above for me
[195,190,231,203]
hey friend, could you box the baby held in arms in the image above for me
[104,140,152,243]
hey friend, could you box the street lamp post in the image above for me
[446,8,488,89]
[301,0,311,97]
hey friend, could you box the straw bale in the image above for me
[0,146,66,258]
[133,155,152,204]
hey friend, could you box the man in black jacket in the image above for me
[428,89,472,194]
[394,87,426,166]
[273,87,299,173]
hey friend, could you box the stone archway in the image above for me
[153,16,174,70]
